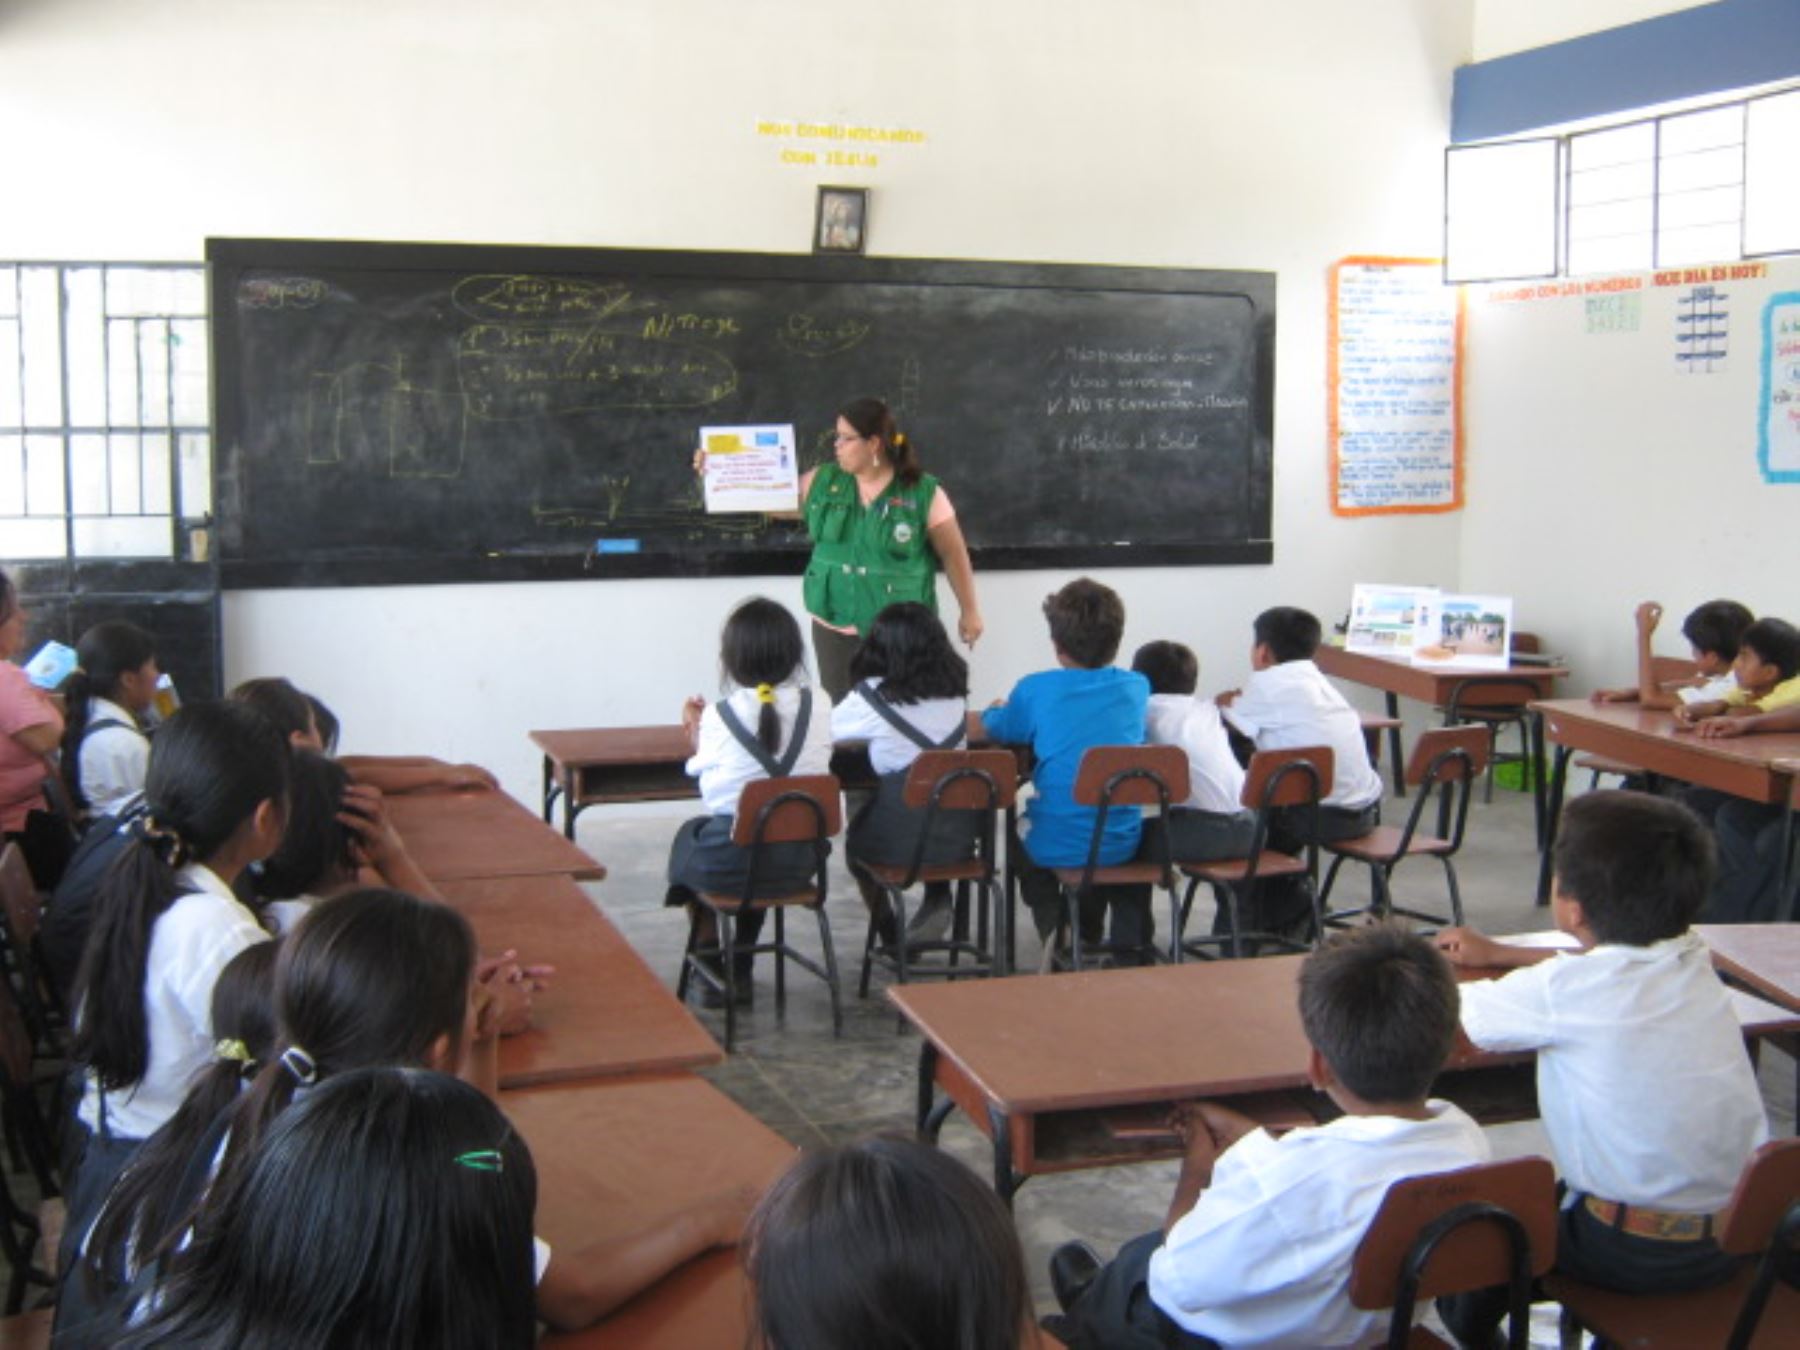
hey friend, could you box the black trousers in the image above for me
[1061,1230,1221,1350]
[1017,853,1153,956]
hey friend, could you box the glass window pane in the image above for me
[1569,122,1654,173]
[24,433,65,515]
[137,320,171,426]
[141,433,172,514]
[171,319,208,425]
[178,432,212,519]
[105,267,190,318]
[0,433,22,515]
[108,432,143,514]
[72,516,172,559]
[1661,145,1742,195]
[1569,159,1654,208]
[65,268,108,428]
[69,433,107,514]
[1661,105,1743,157]
[1745,89,1800,256]
[107,318,140,428]
[20,268,63,427]
[1659,223,1744,268]
[1569,232,1653,276]
[3,519,67,559]
[0,267,16,319]
[1661,185,1742,231]
[0,322,21,430]
[1446,138,1559,282]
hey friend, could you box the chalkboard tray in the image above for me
[208,239,1274,588]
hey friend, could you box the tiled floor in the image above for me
[577,781,1798,1335]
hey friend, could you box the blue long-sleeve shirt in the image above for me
[981,666,1149,868]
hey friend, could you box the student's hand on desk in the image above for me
[1434,926,1505,968]
[1214,689,1240,709]
[1591,686,1639,704]
[698,1181,766,1248]
[476,951,552,1037]
[446,762,499,791]
[1696,715,1750,739]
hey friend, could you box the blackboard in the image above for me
[208,239,1274,588]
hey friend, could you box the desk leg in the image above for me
[541,755,558,826]
[987,1105,1020,1208]
[1529,712,1548,851]
[1535,744,1572,904]
[916,1042,940,1137]
[1780,797,1797,925]
[1386,693,1406,799]
[1003,804,1020,977]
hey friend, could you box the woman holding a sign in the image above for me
[702,397,983,702]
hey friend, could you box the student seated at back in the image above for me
[980,577,1149,957]
[1215,606,1383,937]
[1435,791,1767,1341]
[1132,640,1256,863]
[1047,923,1487,1350]
[60,620,159,820]
[1592,598,1752,711]
[1675,615,1800,729]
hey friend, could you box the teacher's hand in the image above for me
[958,611,984,648]
[691,449,708,476]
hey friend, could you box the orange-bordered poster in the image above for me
[1328,256,1465,516]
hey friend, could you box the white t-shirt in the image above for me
[1459,932,1767,1213]
[1148,1102,1490,1349]
[79,862,271,1141]
[830,679,967,776]
[78,696,150,819]
[1145,693,1246,815]
[1222,661,1384,811]
[686,683,836,816]
[1677,670,1738,706]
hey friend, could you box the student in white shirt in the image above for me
[1435,790,1766,1342]
[1047,924,1488,1349]
[1131,641,1255,862]
[60,620,160,819]
[667,598,836,1005]
[1592,598,1753,711]
[831,602,975,947]
[1215,606,1383,939]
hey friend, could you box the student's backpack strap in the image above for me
[854,680,967,751]
[80,717,132,743]
[715,689,814,778]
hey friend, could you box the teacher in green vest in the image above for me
[798,397,983,702]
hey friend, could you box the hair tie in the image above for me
[280,1046,319,1085]
[755,683,776,705]
[893,432,907,448]
[453,1149,505,1174]
[133,815,191,869]
[215,1038,249,1063]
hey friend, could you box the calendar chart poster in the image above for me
[1760,292,1800,484]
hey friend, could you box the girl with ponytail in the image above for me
[60,620,159,818]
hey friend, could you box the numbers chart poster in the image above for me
[1328,257,1466,516]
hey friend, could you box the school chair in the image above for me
[1314,726,1491,934]
[1360,708,1407,798]
[855,749,1017,995]
[1347,1156,1557,1350]
[676,775,844,1053]
[0,846,62,1051]
[1173,746,1331,962]
[1444,675,1548,842]
[1545,1138,1800,1350]
[1045,745,1189,972]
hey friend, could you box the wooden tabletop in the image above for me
[532,725,691,770]
[387,789,606,881]
[1533,700,1800,804]
[439,875,720,1087]
[1698,923,1800,1011]
[509,1074,795,1350]
[1317,645,1566,704]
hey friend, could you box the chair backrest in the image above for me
[0,943,35,1089]
[0,845,40,950]
[1446,676,1542,718]
[1651,654,1704,687]
[902,749,1018,811]
[1348,1156,1557,1309]
[1718,1138,1800,1256]
[730,775,844,847]
[1070,745,1189,810]
[1509,632,1541,656]
[1404,726,1493,790]
[1239,746,1332,811]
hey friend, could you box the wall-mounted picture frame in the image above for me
[815,185,868,255]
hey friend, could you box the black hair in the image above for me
[746,1135,1032,1350]
[254,751,357,901]
[86,939,280,1293]
[0,569,13,625]
[1553,790,1713,946]
[305,694,341,755]
[848,602,968,704]
[719,597,807,755]
[72,701,291,1092]
[838,396,922,486]
[228,677,317,745]
[204,888,478,1210]
[1738,617,1800,683]
[59,620,157,809]
[1680,600,1754,663]
[1041,577,1126,669]
[1131,640,1199,696]
[1253,606,1323,664]
[1297,923,1460,1105]
[122,1067,537,1350]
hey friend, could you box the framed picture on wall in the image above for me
[814,186,868,255]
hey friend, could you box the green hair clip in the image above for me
[453,1149,505,1174]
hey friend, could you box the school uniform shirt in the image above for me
[1221,660,1383,811]
[1458,932,1767,1214]
[981,666,1149,868]
[1147,1102,1489,1349]
[78,862,271,1142]
[1724,672,1800,713]
[78,696,150,818]
[0,660,62,834]
[686,683,836,816]
[1676,670,1737,706]
[830,679,967,775]
[1145,692,1246,815]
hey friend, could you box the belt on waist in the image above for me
[1582,1195,1715,1242]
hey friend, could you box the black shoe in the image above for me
[1048,1240,1102,1314]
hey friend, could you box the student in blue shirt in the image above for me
[982,578,1150,959]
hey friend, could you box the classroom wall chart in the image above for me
[1327,257,1465,517]
[1762,291,1800,485]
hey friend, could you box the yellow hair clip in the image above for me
[893,433,907,448]
[755,683,776,705]
[214,1038,250,1062]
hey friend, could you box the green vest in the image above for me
[801,464,940,634]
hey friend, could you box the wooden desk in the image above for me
[891,956,1800,1203]
[1532,700,1800,902]
[439,875,721,1087]
[506,1074,795,1350]
[387,788,606,882]
[1698,923,1800,1011]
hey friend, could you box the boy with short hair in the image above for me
[1676,615,1800,727]
[1214,606,1384,936]
[1131,639,1255,862]
[1593,598,1753,710]
[982,577,1150,955]
[1047,923,1488,1349]
[1436,791,1768,1340]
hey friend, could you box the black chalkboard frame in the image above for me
[208,238,1275,589]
